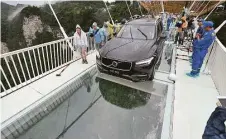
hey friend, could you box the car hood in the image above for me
[100,38,157,62]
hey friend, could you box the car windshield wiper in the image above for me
[130,26,133,40]
[137,28,147,40]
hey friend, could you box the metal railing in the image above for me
[0,36,95,97]
[204,21,226,96]
[205,38,226,96]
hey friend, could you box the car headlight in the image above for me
[135,57,154,66]
[96,51,100,59]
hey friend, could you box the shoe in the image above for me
[82,59,85,64]
[186,72,199,78]
[85,60,88,64]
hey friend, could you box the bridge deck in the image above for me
[1,42,220,139]
[173,49,219,139]
[1,52,97,125]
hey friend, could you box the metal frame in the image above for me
[0,36,95,97]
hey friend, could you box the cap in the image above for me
[203,21,214,28]
[76,24,81,29]
[92,22,97,27]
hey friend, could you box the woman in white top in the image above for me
[74,24,88,64]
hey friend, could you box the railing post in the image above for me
[37,48,44,74]
[22,52,31,80]
[0,81,7,93]
[0,65,12,89]
[50,44,54,70]
[45,45,50,71]
[33,49,40,76]
[41,46,47,72]
[17,54,27,82]
[10,55,22,84]
[4,57,18,87]
[28,50,35,79]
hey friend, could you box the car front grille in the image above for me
[101,57,132,71]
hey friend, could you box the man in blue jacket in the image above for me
[167,15,173,31]
[189,19,205,63]
[88,22,107,50]
[186,21,216,78]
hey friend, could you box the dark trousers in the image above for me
[191,48,208,74]
[174,32,184,45]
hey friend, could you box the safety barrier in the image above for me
[205,37,226,96]
[203,20,226,96]
[0,36,95,97]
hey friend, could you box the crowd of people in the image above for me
[73,10,216,79]
[73,21,122,64]
[165,12,216,78]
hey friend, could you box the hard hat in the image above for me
[203,21,214,28]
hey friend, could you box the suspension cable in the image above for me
[125,0,133,19]
[205,0,223,20]
[158,1,162,14]
[193,1,202,12]
[189,0,196,11]
[196,1,211,18]
[161,1,164,13]
[137,1,143,16]
[47,0,74,52]
[103,1,115,25]
[195,0,206,14]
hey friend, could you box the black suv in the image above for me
[96,18,166,81]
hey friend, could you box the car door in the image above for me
[156,22,162,43]
[155,22,164,63]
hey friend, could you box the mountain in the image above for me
[1,1,146,52]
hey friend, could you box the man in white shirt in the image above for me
[74,24,88,64]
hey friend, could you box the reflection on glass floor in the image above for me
[156,42,174,73]
[18,73,168,139]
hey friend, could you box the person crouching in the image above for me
[74,24,88,64]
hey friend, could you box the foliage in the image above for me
[206,10,226,46]
[21,6,41,17]
[98,78,151,109]
[32,30,54,45]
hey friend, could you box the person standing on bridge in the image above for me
[89,22,107,50]
[186,21,216,78]
[167,14,173,31]
[189,19,205,63]
[74,24,88,64]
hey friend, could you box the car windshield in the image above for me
[118,24,155,40]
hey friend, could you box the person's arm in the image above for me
[73,33,77,48]
[84,33,88,47]
[88,27,93,37]
[99,29,104,42]
[108,23,114,28]
[194,34,214,48]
